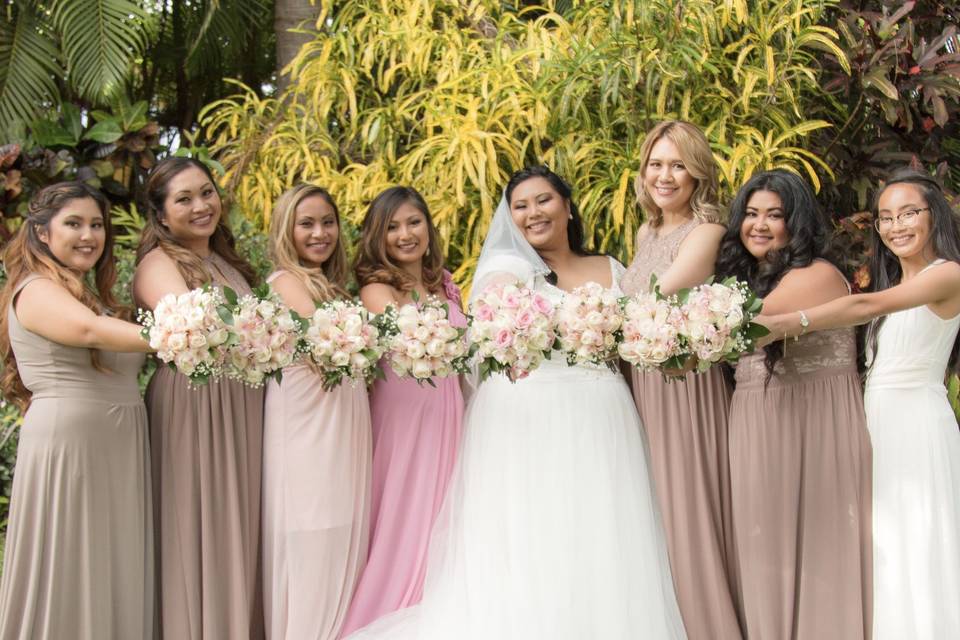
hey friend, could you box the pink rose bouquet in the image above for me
[219,285,304,387]
[468,281,556,382]
[675,277,766,371]
[305,299,384,389]
[138,287,231,386]
[555,282,623,368]
[617,291,685,370]
[378,295,471,384]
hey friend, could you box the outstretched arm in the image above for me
[15,279,151,353]
[758,261,960,340]
[655,223,726,295]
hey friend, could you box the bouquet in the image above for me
[468,281,556,382]
[554,282,623,368]
[138,287,231,386]
[675,277,767,371]
[617,291,685,370]
[304,299,384,389]
[378,295,471,384]
[219,285,304,387]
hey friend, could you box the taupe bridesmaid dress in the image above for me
[0,274,153,639]
[140,252,265,639]
[728,266,872,639]
[621,220,743,640]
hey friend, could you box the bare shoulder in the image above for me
[780,260,846,290]
[359,282,400,313]
[929,260,960,282]
[691,222,726,239]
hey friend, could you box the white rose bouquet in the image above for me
[555,282,623,368]
[219,285,305,388]
[377,295,471,385]
[304,299,384,389]
[617,291,685,370]
[675,277,767,371]
[138,286,231,386]
[468,281,557,382]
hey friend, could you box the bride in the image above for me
[348,166,687,639]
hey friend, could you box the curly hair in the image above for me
[0,182,123,410]
[865,168,960,375]
[354,186,445,294]
[715,169,837,377]
[268,184,349,302]
[135,157,255,288]
[634,120,723,227]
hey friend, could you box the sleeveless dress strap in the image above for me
[920,259,948,274]
[266,269,288,285]
[814,259,853,295]
[607,256,626,287]
[11,273,49,300]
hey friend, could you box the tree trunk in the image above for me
[274,0,321,93]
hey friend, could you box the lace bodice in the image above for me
[621,219,700,296]
[734,327,858,388]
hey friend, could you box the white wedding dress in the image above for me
[864,261,960,639]
[347,256,686,640]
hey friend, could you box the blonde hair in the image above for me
[268,184,349,302]
[634,120,723,227]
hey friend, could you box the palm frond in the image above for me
[0,2,61,129]
[51,0,148,104]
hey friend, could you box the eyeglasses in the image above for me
[874,207,930,232]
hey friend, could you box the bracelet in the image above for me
[798,310,810,337]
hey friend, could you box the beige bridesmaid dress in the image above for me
[0,274,154,639]
[141,252,265,639]
[621,219,743,640]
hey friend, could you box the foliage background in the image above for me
[0,0,959,537]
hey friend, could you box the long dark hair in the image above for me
[136,157,256,288]
[354,186,445,294]
[865,168,960,374]
[715,169,837,375]
[505,165,590,256]
[0,182,122,410]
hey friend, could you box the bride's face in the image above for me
[509,177,571,252]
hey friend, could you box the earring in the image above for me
[425,246,431,257]
[568,213,573,220]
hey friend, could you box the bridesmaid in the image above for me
[133,157,265,639]
[0,182,153,639]
[715,170,872,640]
[339,186,466,636]
[757,168,960,639]
[619,120,742,640]
[262,185,372,640]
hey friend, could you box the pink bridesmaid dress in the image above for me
[339,272,466,637]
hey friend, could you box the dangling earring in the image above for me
[425,245,431,257]
[568,213,573,220]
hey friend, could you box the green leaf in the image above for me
[216,306,235,326]
[83,119,124,143]
[222,286,239,306]
[0,4,62,129]
[31,119,77,148]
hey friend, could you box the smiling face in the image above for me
[740,189,790,261]
[509,176,571,252]
[159,166,222,250]
[643,137,696,217]
[36,196,106,272]
[385,202,430,266]
[876,182,934,261]
[292,194,340,268]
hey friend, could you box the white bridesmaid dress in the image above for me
[864,261,960,639]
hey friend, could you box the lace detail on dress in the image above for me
[621,219,700,296]
[735,327,858,386]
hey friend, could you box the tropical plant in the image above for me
[202,0,847,290]
[0,0,150,129]
[812,0,960,214]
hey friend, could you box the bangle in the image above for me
[798,310,810,336]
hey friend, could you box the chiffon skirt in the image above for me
[347,363,686,640]
[0,397,153,639]
[729,370,872,640]
[262,365,372,640]
[632,366,741,640]
[147,366,265,640]
[865,383,960,639]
